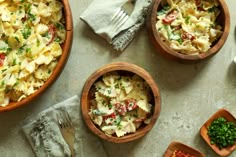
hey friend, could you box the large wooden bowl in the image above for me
[200,108,236,157]
[0,0,73,112]
[81,62,161,143]
[146,0,230,63]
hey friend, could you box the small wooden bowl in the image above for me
[0,0,73,112]
[146,0,230,63]
[81,62,161,143]
[200,108,236,156]
[164,141,205,157]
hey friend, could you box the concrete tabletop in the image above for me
[0,0,236,157]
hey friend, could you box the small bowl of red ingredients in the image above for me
[80,62,161,143]
[200,108,236,156]
[164,141,205,157]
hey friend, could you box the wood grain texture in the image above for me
[164,141,205,157]
[80,62,161,143]
[200,109,236,157]
[0,0,73,112]
[146,0,230,63]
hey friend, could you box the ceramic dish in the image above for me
[81,62,161,143]
[200,108,236,156]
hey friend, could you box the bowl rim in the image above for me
[0,0,73,112]
[163,141,205,157]
[147,0,230,62]
[200,108,236,156]
[80,62,161,143]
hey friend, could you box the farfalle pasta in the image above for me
[0,0,66,106]
[89,72,153,137]
[156,0,222,54]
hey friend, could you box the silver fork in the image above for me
[57,110,75,157]
[110,0,136,31]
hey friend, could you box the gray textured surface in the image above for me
[0,0,236,157]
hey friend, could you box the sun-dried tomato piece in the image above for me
[162,10,178,24]
[125,99,138,111]
[115,102,127,116]
[0,53,5,66]
[182,31,195,41]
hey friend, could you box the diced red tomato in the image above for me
[171,150,196,157]
[197,6,205,11]
[103,112,116,120]
[125,99,138,111]
[47,24,56,46]
[182,31,195,41]
[0,53,5,66]
[115,102,127,116]
[162,10,178,24]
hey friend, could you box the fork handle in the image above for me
[61,130,75,157]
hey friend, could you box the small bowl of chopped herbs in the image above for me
[200,108,236,156]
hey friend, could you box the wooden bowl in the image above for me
[0,0,73,112]
[81,62,161,143]
[200,108,236,156]
[164,141,205,157]
[146,0,230,63]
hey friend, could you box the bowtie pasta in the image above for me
[0,0,66,106]
[156,0,222,55]
[89,72,153,137]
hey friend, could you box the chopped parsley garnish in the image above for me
[21,26,31,39]
[185,16,191,24]
[55,22,64,30]
[208,117,236,149]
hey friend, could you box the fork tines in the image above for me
[57,110,73,128]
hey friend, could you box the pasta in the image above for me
[156,0,222,54]
[89,73,153,137]
[0,0,66,107]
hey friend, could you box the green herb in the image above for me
[54,37,61,43]
[26,47,31,54]
[208,117,236,149]
[55,22,64,30]
[177,38,183,45]
[0,81,5,87]
[12,58,17,66]
[185,16,191,24]
[18,44,26,53]
[36,39,41,47]
[14,36,20,43]
[21,26,31,39]
[108,104,113,109]
[208,6,217,13]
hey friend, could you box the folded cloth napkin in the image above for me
[22,95,108,157]
[80,0,152,51]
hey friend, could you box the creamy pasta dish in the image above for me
[89,72,153,137]
[156,0,222,54]
[0,0,66,106]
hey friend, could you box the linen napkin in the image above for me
[80,0,152,51]
[22,95,108,157]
